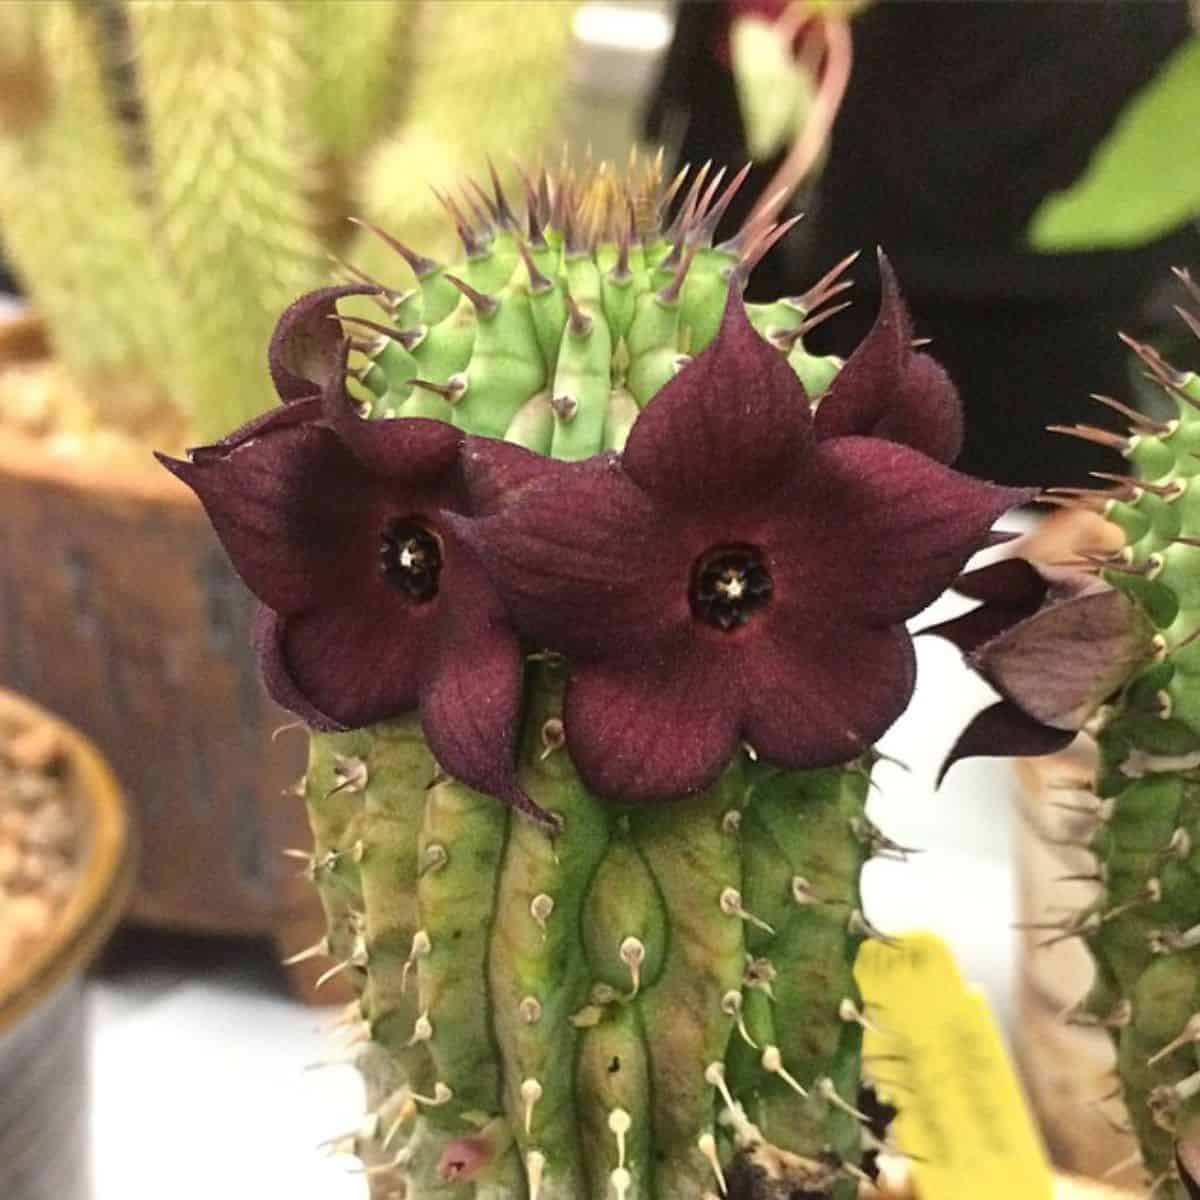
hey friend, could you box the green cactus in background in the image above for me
[930,285,1200,1197]
[0,0,574,447]
[1064,301,1200,1199]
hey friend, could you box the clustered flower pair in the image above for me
[163,265,1030,825]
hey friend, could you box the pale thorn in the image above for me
[761,1045,808,1098]
[719,887,776,935]
[721,990,759,1049]
[315,957,356,990]
[847,909,899,946]
[1150,923,1200,954]
[704,1061,740,1116]
[281,847,313,861]
[382,1098,417,1149]
[697,1132,728,1196]
[1148,1013,1200,1065]
[721,809,742,835]
[539,717,566,760]
[332,754,369,793]
[744,957,778,1001]
[839,1161,875,1186]
[1045,776,1092,792]
[620,937,645,997]
[527,1150,547,1200]
[401,930,432,993]
[421,842,449,874]
[411,1082,453,1107]
[610,1166,633,1200]
[817,1077,870,1122]
[521,1078,544,1136]
[838,996,886,1036]
[530,893,555,935]
[406,1011,433,1047]
[1151,1068,1200,1126]
[1102,1150,1143,1180]
[358,1146,413,1177]
[1168,827,1193,859]
[282,938,329,967]
[608,1108,632,1168]
[520,995,544,1024]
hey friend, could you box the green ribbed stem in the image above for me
[1072,366,1200,1198]
[305,669,875,1198]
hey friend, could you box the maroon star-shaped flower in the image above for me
[453,293,1030,804]
[922,556,1153,779]
[813,252,963,464]
[158,384,551,825]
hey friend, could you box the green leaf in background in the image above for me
[1028,34,1200,252]
[731,15,816,161]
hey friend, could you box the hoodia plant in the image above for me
[164,158,1029,1199]
[931,277,1200,1199]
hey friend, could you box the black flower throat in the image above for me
[690,544,772,631]
[380,519,443,602]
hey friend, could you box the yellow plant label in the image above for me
[855,932,1053,1200]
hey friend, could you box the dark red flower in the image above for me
[453,294,1029,804]
[922,556,1153,779]
[157,394,552,825]
[814,253,963,464]
[268,284,381,402]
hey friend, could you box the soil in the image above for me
[0,699,83,988]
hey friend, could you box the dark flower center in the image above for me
[380,518,443,602]
[690,544,772,631]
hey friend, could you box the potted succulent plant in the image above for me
[0,0,574,994]
[163,154,1050,1198]
[0,686,134,1200]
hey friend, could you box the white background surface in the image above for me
[89,571,1029,1200]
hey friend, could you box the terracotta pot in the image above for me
[0,314,335,1001]
[0,687,134,1200]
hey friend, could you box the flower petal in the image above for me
[742,624,916,768]
[269,284,381,402]
[253,607,346,732]
[160,421,374,614]
[419,554,555,827]
[773,437,1033,626]
[814,253,963,464]
[449,456,691,658]
[459,435,580,515]
[317,336,465,481]
[621,289,813,506]
[267,587,429,727]
[918,558,1049,654]
[974,583,1151,729]
[184,395,326,462]
[563,646,741,803]
[938,701,1075,783]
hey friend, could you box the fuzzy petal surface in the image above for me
[815,254,963,464]
[451,456,688,658]
[743,624,916,768]
[563,645,742,803]
[459,435,582,515]
[773,437,1033,625]
[974,582,1150,729]
[622,290,813,506]
[939,700,1075,782]
[419,551,552,827]
[269,284,381,401]
[160,421,372,614]
[919,558,1049,654]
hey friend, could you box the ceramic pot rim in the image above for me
[0,688,136,1031]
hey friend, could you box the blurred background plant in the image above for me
[0,0,576,452]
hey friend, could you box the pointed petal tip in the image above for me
[937,701,1075,786]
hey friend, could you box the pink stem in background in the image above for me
[748,6,854,229]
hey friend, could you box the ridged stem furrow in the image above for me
[303,668,875,1199]
[1072,363,1200,1197]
